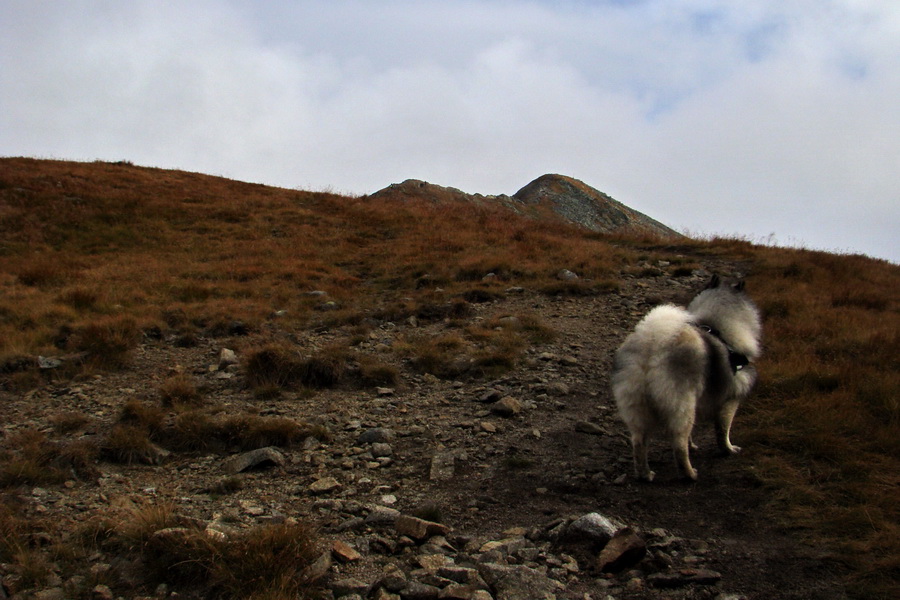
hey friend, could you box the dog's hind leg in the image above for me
[715,400,742,455]
[631,432,655,482]
[670,409,698,481]
[673,431,698,481]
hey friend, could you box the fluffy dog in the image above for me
[612,275,761,481]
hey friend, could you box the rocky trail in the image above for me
[1,261,846,600]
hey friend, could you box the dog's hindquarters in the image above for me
[612,306,707,480]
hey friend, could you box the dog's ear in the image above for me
[734,279,746,292]
[706,274,721,289]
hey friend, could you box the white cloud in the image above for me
[1,0,897,260]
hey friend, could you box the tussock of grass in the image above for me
[401,323,528,380]
[101,425,163,465]
[119,399,165,435]
[68,316,141,368]
[358,355,400,387]
[57,287,100,311]
[112,400,316,464]
[159,374,204,407]
[300,346,349,388]
[485,313,557,345]
[141,518,322,598]
[244,343,351,392]
[65,502,323,598]
[49,410,92,433]
[165,410,318,452]
[0,430,98,487]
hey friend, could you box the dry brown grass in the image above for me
[0,429,98,487]
[119,399,165,435]
[101,424,163,465]
[1,158,898,597]
[243,343,351,391]
[739,247,899,599]
[164,410,320,453]
[0,500,325,599]
[0,158,621,367]
[358,355,401,387]
[140,517,322,598]
[159,374,204,407]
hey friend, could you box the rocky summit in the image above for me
[368,174,681,239]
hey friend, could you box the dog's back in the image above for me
[612,304,707,435]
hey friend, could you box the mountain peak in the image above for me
[369,174,681,238]
[512,174,680,238]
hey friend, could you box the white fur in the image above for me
[612,282,761,482]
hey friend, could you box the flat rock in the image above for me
[371,442,394,457]
[366,506,401,526]
[38,356,63,369]
[574,421,604,435]
[330,578,369,597]
[308,476,342,495]
[400,581,441,600]
[648,568,723,588]
[222,447,285,474]
[332,540,362,563]
[490,396,522,417]
[359,427,396,444]
[564,512,619,545]
[416,554,453,571]
[478,537,529,556]
[546,382,570,396]
[596,527,647,573]
[476,389,503,403]
[395,514,452,541]
[437,583,484,599]
[91,585,114,600]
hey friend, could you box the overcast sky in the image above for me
[2,1,898,262]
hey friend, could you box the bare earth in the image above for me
[1,260,847,599]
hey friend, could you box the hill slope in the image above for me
[0,158,897,600]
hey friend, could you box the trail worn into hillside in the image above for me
[1,262,848,599]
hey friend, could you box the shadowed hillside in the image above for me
[0,157,897,600]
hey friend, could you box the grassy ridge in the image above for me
[1,157,898,597]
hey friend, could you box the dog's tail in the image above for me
[613,305,706,423]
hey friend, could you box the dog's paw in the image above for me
[637,470,656,482]
[683,467,698,481]
[722,444,742,455]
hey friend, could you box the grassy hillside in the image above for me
[1,158,898,598]
[0,158,626,363]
